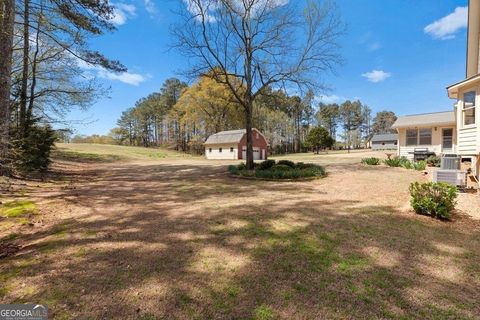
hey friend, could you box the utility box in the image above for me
[441,154,461,170]
[433,169,467,186]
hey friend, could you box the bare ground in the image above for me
[1,151,480,319]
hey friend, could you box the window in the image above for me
[406,129,418,146]
[463,91,476,126]
[419,128,432,145]
[442,128,453,150]
[230,147,234,152]
[219,148,222,153]
[209,148,212,153]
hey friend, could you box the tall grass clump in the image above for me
[361,157,381,165]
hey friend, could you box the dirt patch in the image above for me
[0,152,479,319]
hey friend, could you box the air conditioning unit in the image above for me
[441,154,461,170]
[433,169,466,186]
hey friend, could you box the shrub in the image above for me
[361,157,381,165]
[277,160,295,168]
[426,155,441,167]
[409,182,457,219]
[228,165,239,175]
[413,160,427,171]
[257,159,276,170]
[229,160,326,180]
[295,162,318,169]
[9,125,57,175]
[383,157,404,167]
[401,160,414,170]
[237,163,246,170]
[271,164,292,171]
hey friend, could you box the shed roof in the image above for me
[391,111,455,129]
[371,134,398,142]
[204,129,246,145]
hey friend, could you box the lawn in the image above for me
[0,146,479,319]
[54,143,197,162]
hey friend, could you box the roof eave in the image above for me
[447,74,480,99]
[391,121,456,129]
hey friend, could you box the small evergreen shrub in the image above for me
[426,155,441,167]
[237,163,246,170]
[409,182,457,219]
[271,164,292,171]
[361,157,381,165]
[257,159,276,170]
[228,165,239,175]
[9,125,57,175]
[277,160,295,168]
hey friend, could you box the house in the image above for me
[446,0,480,178]
[371,134,398,150]
[391,111,456,159]
[204,128,268,160]
[391,0,480,178]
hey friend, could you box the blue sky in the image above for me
[68,0,469,135]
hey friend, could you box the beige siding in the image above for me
[455,85,480,155]
[458,127,478,154]
[397,127,456,160]
[205,145,238,160]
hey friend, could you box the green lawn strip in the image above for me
[0,200,37,218]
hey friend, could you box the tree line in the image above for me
[74,76,398,155]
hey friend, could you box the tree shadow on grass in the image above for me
[0,162,479,319]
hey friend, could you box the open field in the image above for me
[53,143,198,162]
[1,144,480,319]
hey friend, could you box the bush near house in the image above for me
[384,156,409,167]
[361,157,381,165]
[383,157,426,171]
[229,160,326,180]
[409,182,458,219]
[426,155,441,167]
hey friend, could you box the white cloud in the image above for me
[424,6,467,40]
[362,70,391,83]
[111,3,137,26]
[184,0,289,22]
[144,0,157,15]
[317,94,341,104]
[97,70,146,86]
[77,59,146,86]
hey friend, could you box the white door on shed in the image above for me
[242,148,261,160]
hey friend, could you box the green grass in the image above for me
[54,143,196,162]
[254,305,274,320]
[0,200,37,218]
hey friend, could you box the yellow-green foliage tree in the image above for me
[173,76,244,138]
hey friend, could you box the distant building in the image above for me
[371,134,398,150]
[204,128,268,160]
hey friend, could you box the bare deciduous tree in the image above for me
[173,0,343,168]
